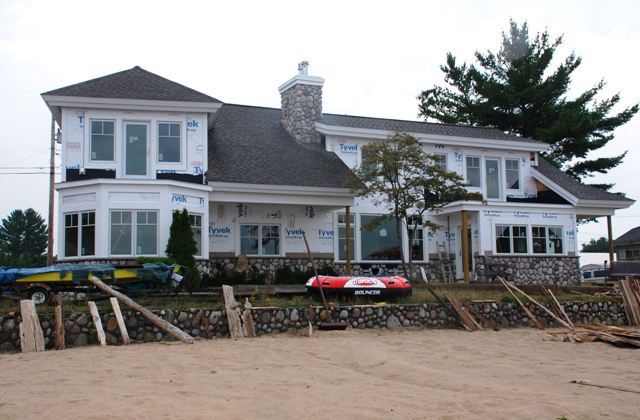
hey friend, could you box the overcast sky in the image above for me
[1,0,639,253]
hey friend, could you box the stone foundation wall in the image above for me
[475,256,580,286]
[0,300,627,352]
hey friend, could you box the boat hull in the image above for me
[305,275,412,300]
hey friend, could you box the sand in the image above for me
[0,327,638,419]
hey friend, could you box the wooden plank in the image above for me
[505,282,573,329]
[109,297,130,345]
[443,291,480,331]
[201,314,213,339]
[242,309,256,338]
[55,293,65,350]
[87,276,193,344]
[427,287,472,332]
[19,300,45,352]
[546,287,574,328]
[88,301,107,347]
[223,285,245,339]
[460,299,500,331]
[497,277,545,330]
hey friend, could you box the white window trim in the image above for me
[88,119,116,164]
[335,212,356,262]
[156,120,187,168]
[63,211,96,258]
[109,209,159,257]
[238,223,282,257]
[505,157,522,193]
[493,222,566,256]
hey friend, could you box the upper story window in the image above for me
[506,158,520,190]
[433,153,447,172]
[158,122,181,163]
[90,120,115,161]
[466,156,481,187]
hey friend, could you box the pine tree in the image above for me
[0,208,48,267]
[165,209,199,284]
[417,19,639,190]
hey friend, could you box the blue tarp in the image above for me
[0,263,177,286]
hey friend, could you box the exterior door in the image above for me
[125,123,148,176]
[485,158,500,199]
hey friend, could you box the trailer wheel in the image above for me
[29,287,50,305]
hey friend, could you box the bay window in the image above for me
[337,213,355,261]
[110,210,158,256]
[189,214,203,256]
[64,211,95,257]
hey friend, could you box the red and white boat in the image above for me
[305,275,412,300]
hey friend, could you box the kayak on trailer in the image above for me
[0,263,182,303]
[305,275,412,300]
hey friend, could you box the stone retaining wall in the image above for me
[475,256,580,286]
[0,300,627,352]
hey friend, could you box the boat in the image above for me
[0,263,181,303]
[305,275,412,300]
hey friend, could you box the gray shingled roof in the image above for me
[533,158,634,203]
[614,227,640,245]
[208,105,356,189]
[42,66,221,103]
[320,113,542,143]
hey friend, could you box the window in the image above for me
[110,210,158,256]
[532,226,563,254]
[361,149,377,177]
[337,213,355,261]
[433,153,447,172]
[495,225,527,254]
[189,214,202,256]
[408,218,425,261]
[64,211,95,257]
[240,224,280,256]
[111,211,132,255]
[361,215,400,260]
[136,211,157,255]
[466,156,481,187]
[158,122,181,163]
[90,120,115,161]
[506,159,520,189]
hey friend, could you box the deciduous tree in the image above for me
[348,131,483,279]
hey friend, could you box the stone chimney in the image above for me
[278,61,324,143]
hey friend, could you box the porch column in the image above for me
[346,206,352,274]
[607,215,614,264]
[461,210,470,283]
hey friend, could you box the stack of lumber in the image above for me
[620,276,640,326]
[551,324,640,348]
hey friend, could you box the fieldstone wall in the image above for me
[280,83,323,144]
[475,256,580,286]
[0,300,627,352]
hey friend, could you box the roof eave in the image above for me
[531,167,635,210]
[42,95,223,126]
[315,122,548,152]
[209,182,354,208]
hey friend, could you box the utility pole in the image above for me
[47,116,56,266]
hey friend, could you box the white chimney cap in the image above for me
[298,61,309,75]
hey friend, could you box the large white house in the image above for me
[42,64,634,285]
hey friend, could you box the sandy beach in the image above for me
[1,327,638,419]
